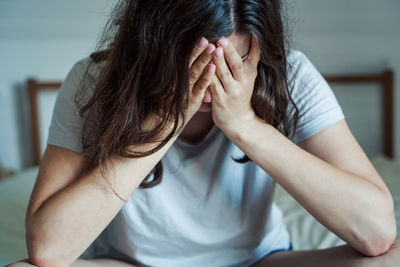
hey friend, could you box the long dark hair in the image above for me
[75,0,299,191]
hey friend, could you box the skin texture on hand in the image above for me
[185,37,216,121]
[208,34,262,135]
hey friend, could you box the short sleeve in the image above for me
[47,58,93,156]
[286,50,345,144]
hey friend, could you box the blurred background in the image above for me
[0,0,117,173]
[0,0,400,172]
[0,0,400,264]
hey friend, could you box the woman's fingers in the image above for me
[210,75,225,102]
[191,63,216,100]
[186,37,216,117]
[189,43,215,89]
[212,47,234,91]
[189,37,209,68]
[216,37,245,81]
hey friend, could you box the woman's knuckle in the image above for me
[231,89,241,98]
[192,46,202,56]
[204,71,213,80]
[231,63,242,72]
[200,79,210,88]
[223,70,231,77]
[215,99,225,107]
[200,56,209,65]
[190,70,199,80]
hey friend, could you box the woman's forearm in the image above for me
[226,116,396,256]
[27,124,179,266]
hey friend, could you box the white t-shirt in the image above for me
[47,50,345,267]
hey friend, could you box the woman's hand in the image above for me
[209,35,261,135]
[185,37,216,122]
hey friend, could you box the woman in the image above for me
[7,0,399,266]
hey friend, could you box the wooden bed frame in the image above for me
[27,79,63,166]
[324,70,394,158]
[26,70,395,165]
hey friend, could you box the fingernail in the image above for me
[217,37,229,47]
[207,64,216,73]
[197,37,208,48]
[215,48,223,58]
[206,44,215,54]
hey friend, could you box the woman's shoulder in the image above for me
[69,56,105,81]
[54,56,105,113]
[285,49,327,93]
[284,50,345,144]
[61,56,106,97]
[286,49,315,80]
[286,49,307,65]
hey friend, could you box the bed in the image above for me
[0,71,399,266]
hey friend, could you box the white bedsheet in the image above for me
[0,155,399,265]
[0,166,37,265]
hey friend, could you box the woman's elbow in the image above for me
[26,226,66,267]
[362,209,397,256]
[362,233,396,257]
[27,245,64,267]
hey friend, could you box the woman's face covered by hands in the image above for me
[198,33,252,113]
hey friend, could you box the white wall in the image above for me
[287,0,400,159]
[1,0,399,171]
[0,0,116,170]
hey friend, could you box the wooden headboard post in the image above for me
[27,79,40,166]
[383,71,394,158]
[27,79,62,166]
[324,70,394,158]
